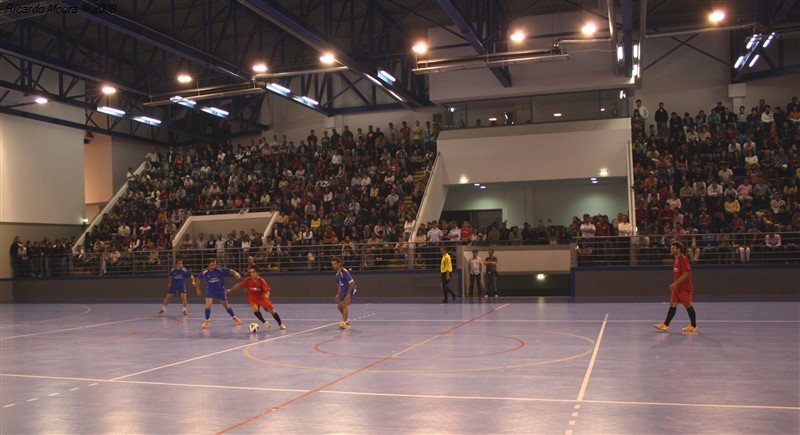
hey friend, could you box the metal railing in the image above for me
[573,233,800,266]
[12,233,799,278]
[12,242,462,277]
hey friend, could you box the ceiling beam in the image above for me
[239,0,428,108]
[60,0,250,82]
[436,0,512,88]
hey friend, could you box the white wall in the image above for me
[85,134,113,204]
[437,118,630,185]
[0,115,85,225]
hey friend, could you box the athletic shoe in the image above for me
[681,325,697,332]
[345,319,352,325]
[202,319,210,329]
[338,321,347,329]
[493,295,499,298]
[158,308,165,315]
[232,316,242,325]
[653,323,669,331]
[483,295,489,298]
[279,324,286,330]
[182,308,187,316]
[263,322,271,329]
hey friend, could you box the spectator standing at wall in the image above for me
[654,102,669,137]
[8,236,22,278]
[467,249,484,297]
[483,249,498,298]
[634,99,650,120]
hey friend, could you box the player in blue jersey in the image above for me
[158,259,195,316]
[331,257,357,329]
[195,258,242,329]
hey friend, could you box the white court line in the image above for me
[320,390,800,411]
[577,313,608,402]
[3,404,15,408]
[0,317,151,341]
[0,373,319,394]
[110,322,337,381]
[333,319,800,323]
[3,372,797,412]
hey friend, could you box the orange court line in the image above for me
[215,303,511,434]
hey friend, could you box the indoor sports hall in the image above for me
[2,1,799,434]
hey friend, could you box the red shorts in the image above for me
[670,289,693,306]
[247,293,274,311]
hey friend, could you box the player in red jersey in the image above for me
[654,241,698,332]
[227,266,286,330]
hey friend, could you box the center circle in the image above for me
[313,333,525,360]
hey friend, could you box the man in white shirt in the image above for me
[427,223,443,244]
[707,180,723,198]
[634,99,650,120]
[467,249,484,297]
[580,215,596,238]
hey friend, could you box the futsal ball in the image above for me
[249,323,260,333]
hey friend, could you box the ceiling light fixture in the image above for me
[177,74,192,83]
[320,53,336,64]
[97,106,125,117]
[709,10,725,23]
[377,69,396,84]
[412,41,428,54]
[34,96,48,104]
[266,83,291,96]
[510,31,525,42]
[581,23,597,35]
[170,96,197,108]
[252,63,268,73]
[133,116,162,126]
[763,32,775,48]
[200,107,229,118]
[300,96,319,106]
[101,86,116,95]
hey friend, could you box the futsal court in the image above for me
[1,299,798,434]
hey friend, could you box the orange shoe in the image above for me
[653,323,669,332]
[232,316,242,325]
[681,325,697,332]
[202,319,210,329]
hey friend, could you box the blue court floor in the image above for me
[1,299,798,434]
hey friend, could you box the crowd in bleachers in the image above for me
[628,97,800,263]
[69,120,437,271]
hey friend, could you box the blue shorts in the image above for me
[167,287,186,295]
[338,288,357,302]
[206,288,227,301]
